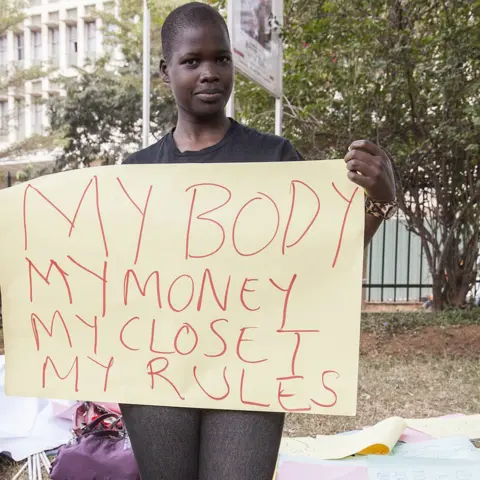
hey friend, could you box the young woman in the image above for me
[121,3,396,479]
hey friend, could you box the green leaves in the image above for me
[232,0,479,308]
[0,0,26,37]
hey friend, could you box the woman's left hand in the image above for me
[344,140,396,202]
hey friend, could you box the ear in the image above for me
[159,58,170,84]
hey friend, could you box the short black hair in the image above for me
[161,2,229,63]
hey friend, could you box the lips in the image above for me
[196,89,224,95]
[195,89,224,101]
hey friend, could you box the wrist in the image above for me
[364,195,398,220]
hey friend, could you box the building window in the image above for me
[32,31,42,65]
[16,34,25,63]
[0,101,8,140]
[66,8,77,21]
[67,25,78,66]
[103,2,114,13]
[31,80,42,94]
[0,36,6,73]
[85,22,96,61]
[32,102,44,134]
[104,23,117,55]
[48,28,59,66]
[15,99,25,141]
[31,15,42,27]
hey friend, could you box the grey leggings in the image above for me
[120,404,285,480]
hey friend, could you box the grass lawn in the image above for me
[285,355,480,437]
[1,311,479,479]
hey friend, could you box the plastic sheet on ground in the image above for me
[0,355,73,461]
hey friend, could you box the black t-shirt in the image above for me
[123,119,302,165]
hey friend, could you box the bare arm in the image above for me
[364,213,383,248]
[343,140,396,249]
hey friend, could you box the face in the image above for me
[161,24,234,120]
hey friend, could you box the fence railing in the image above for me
[364,212,480,304]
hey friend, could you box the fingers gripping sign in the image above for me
[344,140,396,202]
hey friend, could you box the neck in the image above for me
[173,110,231,152]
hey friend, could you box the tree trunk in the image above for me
[432,273,444,311]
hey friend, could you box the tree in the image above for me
[231,0,480,309]
[49,0,179,169]
[0,0,25,37]
[49,62,176,169]
[379,0,479,309]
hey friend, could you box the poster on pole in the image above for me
[0,161,364,415]
[229,0,283,98]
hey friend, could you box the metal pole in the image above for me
[393,212,399,301]
[381,221,387,302]
[226,86,235,118]
[406,228,412,301]
[368,240,373,301]
[274,1,284,136]
[419,243,424,301]
[142,0,151,148]
[275,97,282,136]
[226,0,235,118]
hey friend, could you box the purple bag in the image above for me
[50,414,140,480]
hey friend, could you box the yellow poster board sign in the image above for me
[0,160,364,415]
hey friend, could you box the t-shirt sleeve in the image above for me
[122,153,137,164]
[280,139,304,162]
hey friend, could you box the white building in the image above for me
[0,0,116,151]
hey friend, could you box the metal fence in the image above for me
[364,213,480,303]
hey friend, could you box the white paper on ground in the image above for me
[407,415,480,439]
[0,356,73,461]
[0,356,42,439]
[277,460,368,480]
[278,456,367,466]
[279,417,406,460]
[0,404,72,461]
[392,436,480,461]
[367,457,480,480]
[50,399,79,420]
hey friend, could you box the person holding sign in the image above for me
[121,2,397,479]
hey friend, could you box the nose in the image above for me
[199,62,220,83]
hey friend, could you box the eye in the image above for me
[217,56,231,64]
[183,58,199,67]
